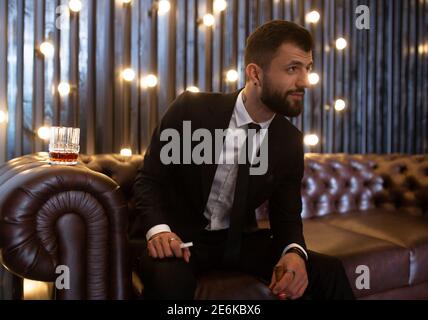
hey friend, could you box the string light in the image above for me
[334,99,346,111]
[202,14,215,27]
[304,134,319,146]
[214,0,227,12]
[336,38,347,50]
[419,43,428,55]
[58,82,71,97]
[308,72,320,85]
[226,69,239,82]
[0,111,8,124]
[37,126,51,140]
[120,148,132,156]
[122,68,136,82]
[305,11,320,23]
[141,74,158,88]
[39,41,54,57]
[68,0,82,13]
[186,86,200,93]
[158,0,171,15]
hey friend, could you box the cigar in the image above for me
[274,265,287,300]
[274,265,284,282]
[180,242,193,249]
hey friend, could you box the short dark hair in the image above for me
[244,20,314,70]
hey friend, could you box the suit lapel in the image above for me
[200,89,242,207]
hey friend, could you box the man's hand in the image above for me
[269,252,308,300]
[147,232,191,263]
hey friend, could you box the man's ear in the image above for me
[245,63,262,86]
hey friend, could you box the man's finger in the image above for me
[152,237,165,258]
[291,281,308,300]
[182,248,191,263]
[147,241,157,258]
[160,236,174,258]
[287,274,305,294]
[273,271,294,295]
[288,279,305,299]
[169,240,183,258]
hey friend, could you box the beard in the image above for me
[260,78,304,117]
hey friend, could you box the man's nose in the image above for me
[296,72,310,88]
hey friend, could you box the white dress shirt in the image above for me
[146,91,308,260]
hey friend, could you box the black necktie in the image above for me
[223,122,261,267]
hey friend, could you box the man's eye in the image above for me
[287,66,297,73]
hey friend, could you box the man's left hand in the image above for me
[269,252,308,300]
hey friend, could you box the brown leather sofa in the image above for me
[0,152,427,299]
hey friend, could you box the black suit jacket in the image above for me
[132,89,306,258]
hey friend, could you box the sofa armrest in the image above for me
[0,153,131,299]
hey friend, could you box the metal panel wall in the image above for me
[0,0,427,163]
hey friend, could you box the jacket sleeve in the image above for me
[131,92,188,238]
[268,132,306,259]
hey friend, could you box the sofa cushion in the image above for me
[303,219,409,298]
[318,209,428,286]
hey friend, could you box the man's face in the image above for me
[259,43,313,117]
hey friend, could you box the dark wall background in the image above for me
[0,0,427,164]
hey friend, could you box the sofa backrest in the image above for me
[80,153,428,220]
[302,154,428,218]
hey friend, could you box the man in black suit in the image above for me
[133,20,354,300]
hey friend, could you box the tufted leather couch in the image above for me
[0,152,427,299]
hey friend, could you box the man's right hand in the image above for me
[147,232,191,263]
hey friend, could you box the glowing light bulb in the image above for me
[305,10,320,23]
[68,0,82,13]
[141,74,158,88]
[308,72,320,85]
[58,82,71,97]
[186,86,200,93]
[336,38,347,50]
[214,0,227,12]
[122,68,136,82]
[334,99,346,111]
[39,41,54,57]
[304,134,319,146]
[226,69,239,82]
[37,126,51,140]
[120,148,132,156]
[203,14,215,27]
[158,0,171,15]
[122,0,132,3]
[0,111,8,124]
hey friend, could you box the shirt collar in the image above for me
[234,90,275,130]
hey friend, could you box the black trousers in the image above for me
[137,229,355,300]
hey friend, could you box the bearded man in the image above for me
[133,20,355,300]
